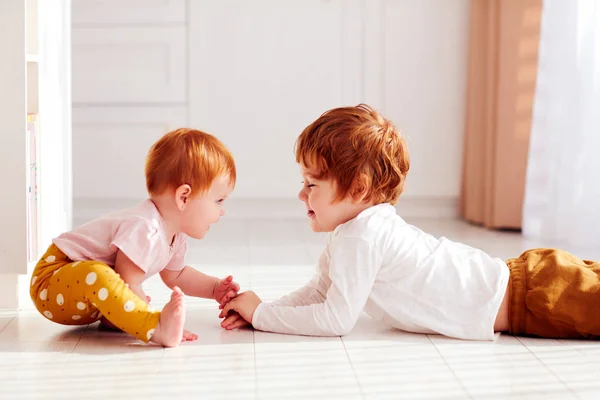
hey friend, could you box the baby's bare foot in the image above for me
[182,328,198,342]
[150,287,185,348]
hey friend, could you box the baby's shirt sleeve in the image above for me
[110,218,160,273]
[164,234,187,272]
[252,236,382,336]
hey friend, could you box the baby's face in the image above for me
[183,175,233,239]
[297,164,364,233]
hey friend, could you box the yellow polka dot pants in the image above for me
[30,244,160,343]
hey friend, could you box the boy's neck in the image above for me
[333,201,377,231]
[149,195,181,246]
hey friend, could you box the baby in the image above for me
[31,128,239,347]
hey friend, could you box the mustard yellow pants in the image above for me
[508,248,600,339]
[30,244,160,343]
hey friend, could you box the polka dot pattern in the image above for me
[32,259,157,343]
[98,288,108,301]
[124,300,135,312]
[85,272,97,285]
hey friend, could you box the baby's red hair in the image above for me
[145,128,236,197]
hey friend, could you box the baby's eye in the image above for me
[217,199,224,204]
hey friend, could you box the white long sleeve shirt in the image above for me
[252,203,509,341]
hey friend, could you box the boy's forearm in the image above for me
[171,266,219,299]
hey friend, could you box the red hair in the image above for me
[295,104,410,205]
[145,128,236,197]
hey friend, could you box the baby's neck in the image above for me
[149,195,181,246]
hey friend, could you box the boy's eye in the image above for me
[301,180,315,188]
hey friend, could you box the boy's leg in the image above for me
[508,248,600,339]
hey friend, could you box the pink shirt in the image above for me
[53,200,187,280]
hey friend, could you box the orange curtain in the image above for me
[459,0,542,230]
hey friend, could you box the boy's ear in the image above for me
[350,173,371,203]
[175,184,192,210]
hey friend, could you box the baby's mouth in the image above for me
[307,210,315,218]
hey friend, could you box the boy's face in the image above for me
[298,164,366,232]
[183,175,233,239]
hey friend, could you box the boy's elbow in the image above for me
[328,318,355,336]
[321,307,356,336]
[335,325,353,336]
[323,326,351,337]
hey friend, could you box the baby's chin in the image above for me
[188,229,209,240]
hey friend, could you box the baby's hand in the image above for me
[213,275,240,305]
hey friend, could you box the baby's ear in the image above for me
[350,173,371,203]
[175,184,192,210]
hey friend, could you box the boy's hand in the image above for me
[213,275,240,305]
[220,311,251,330]
[218,291,262,323]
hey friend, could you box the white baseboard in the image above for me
[73,196,458,227]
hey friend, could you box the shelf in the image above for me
[26,53,39,63]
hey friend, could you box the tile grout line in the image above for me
[253,327,258,400]
[341,336,367,399]
[516,337,582,399]
[427,334,474,400]
[60,323,88,374]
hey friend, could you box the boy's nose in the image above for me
[298,188,307,201]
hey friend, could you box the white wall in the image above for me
[71,0,470,223]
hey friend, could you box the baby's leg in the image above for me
[69,260,189,346]
[31,246,185,346]
[30,246,88,325]
[41,259,160,342]
[508,248,600,339]
[149,287,186,347]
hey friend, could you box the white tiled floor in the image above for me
[3,217,600,399]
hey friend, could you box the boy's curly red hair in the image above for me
[295,104,409,205]
[145,128,236,197]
